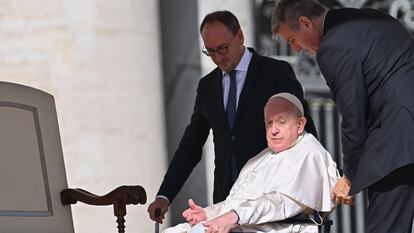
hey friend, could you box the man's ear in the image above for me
[298,116,307,134]
[237,29,244,45]
[298,16,314,31]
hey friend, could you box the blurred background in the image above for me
[0,0,413,232]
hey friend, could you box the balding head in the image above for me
[265,92,304,117]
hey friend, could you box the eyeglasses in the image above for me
[202,45,229,57]
[201,35,236,57]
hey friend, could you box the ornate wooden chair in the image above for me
[0,81,146,233]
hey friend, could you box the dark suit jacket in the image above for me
[159,48,317,203]
[317,8,414,195]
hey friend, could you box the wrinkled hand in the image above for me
[147,197,169,224]
[203,211,238,233]
[332,176,354,205]
[182,199,207,226]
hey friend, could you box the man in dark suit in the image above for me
[272,1,414,232]
[148,10,317,224]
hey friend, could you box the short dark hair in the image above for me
[200,10,241,34]
[272,0,327,33]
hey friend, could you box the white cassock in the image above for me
[163,132,340,233]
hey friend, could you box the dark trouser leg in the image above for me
[366,164,414,233]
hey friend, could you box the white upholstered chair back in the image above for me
[0,81,74,233]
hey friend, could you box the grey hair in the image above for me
[271,0,327,36]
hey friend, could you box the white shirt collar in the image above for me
[234,47,252,72]
[222,47,252,76]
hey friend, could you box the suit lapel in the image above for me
[212,49,263,133]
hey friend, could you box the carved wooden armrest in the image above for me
[61,185,146,233]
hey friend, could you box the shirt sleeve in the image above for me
[204,201,225,220]
[157,82,211,202]
[233,191,305,225]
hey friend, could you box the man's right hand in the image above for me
[332,175,354,205]
[182,199,207,226]
[147,197,169,224]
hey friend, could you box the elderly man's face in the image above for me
[201,22,245,72]
[264,98,306,153]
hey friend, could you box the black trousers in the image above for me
[366,164,414,233]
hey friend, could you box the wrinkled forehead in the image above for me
[275,23,294,41]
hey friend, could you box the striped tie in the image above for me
[226,70,237,129]
[226,70,238,180]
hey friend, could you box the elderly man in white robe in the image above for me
[163,93,340,233]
